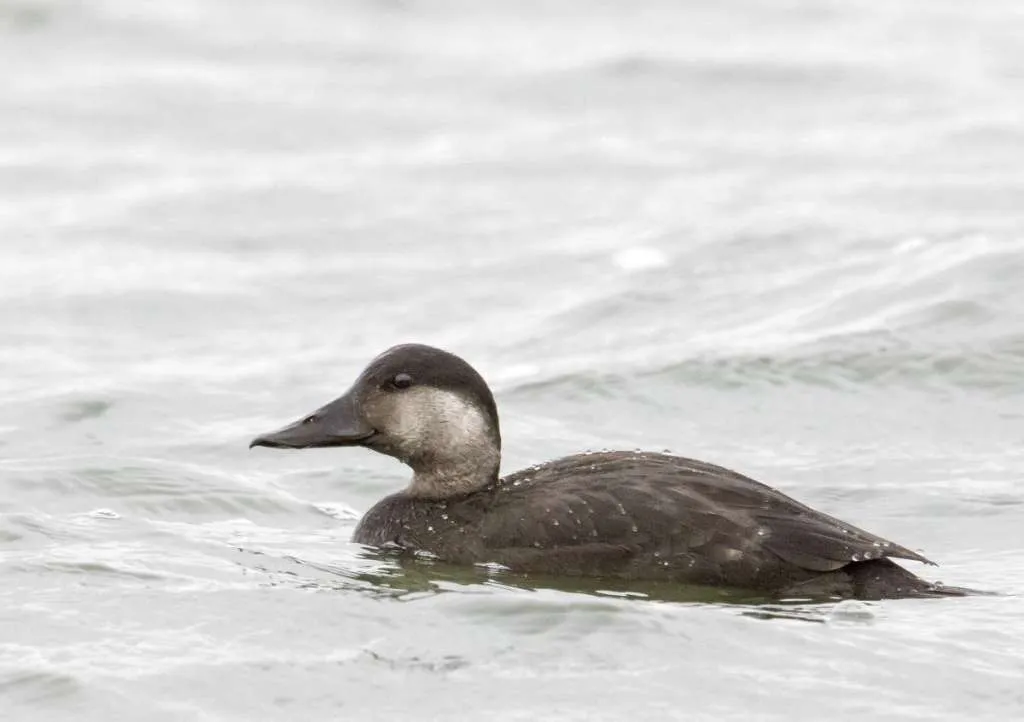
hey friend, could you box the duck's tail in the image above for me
[847,558,996,599]
[784,559,992,600]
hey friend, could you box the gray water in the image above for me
[2,0,1024,719]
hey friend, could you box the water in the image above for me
[2,0,1024,719]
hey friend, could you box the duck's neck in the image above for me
[405,447,500,499]
[382,387,502,499]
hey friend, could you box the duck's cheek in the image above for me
[358,396,394,434]
[379,395,432,447]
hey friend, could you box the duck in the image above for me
[250,343,968,600]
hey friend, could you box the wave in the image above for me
[495,235,1024,393]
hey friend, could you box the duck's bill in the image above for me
[249,390,375,449]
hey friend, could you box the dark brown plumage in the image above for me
[252,343,971,601]
[353,451,957,599]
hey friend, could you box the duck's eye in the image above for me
[391,373,414,390]
[301,415,318,425]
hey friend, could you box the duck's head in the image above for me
[250,344,502,498]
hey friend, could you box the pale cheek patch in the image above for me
[391,388,491,459]
[388,393,430,455]
[374,387,500,497]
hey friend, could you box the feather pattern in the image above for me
[354,451,947,598]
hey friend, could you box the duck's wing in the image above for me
[667,455,936,570]
[479,452,933,574]
[745,500,934,571]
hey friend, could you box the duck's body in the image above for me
[252,343,968,600]
[355,451,948,599]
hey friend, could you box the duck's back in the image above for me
[354,451,947,598]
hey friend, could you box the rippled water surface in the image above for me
[2,1,1024,719]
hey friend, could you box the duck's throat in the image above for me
[406,450,499,499]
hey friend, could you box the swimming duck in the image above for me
[250,343,965,600]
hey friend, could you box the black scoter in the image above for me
[250,343,968,600]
